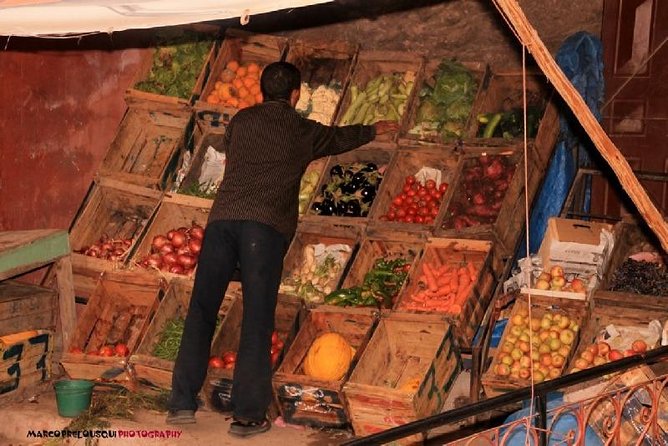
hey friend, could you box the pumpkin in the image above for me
[303,332,356,381]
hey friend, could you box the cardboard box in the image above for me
[538,218,614,275]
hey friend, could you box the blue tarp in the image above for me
[517,31,605,258]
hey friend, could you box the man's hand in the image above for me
[373,120,399,136]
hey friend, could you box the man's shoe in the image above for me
[228,418,271,437]
[166,409,196,425]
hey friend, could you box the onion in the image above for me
[162,252,178,266]
[159,243,175,255]
[176,246,190,256]
[109,255,120,261]
[169,264,185,274]
[177,254,197,268]
[167,230,176,240]
[188,239,202,255]
[177,226,189,233]
[152,235,169,251]
[146,253,163,269]
[190,225,205,240]
[171,231,187,248]
[101,242,113,252]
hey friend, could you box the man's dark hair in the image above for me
[260,62,301,101]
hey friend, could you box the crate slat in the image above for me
[0,281,57,337]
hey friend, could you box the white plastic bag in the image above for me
[197,146,226,193]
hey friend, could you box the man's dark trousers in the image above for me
[169,219,289,422]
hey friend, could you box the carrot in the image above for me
[422,263,439,292]
[450,273,460,291]
[467,262,477,278]
[458,272,471,288]
[411,291,427,302]
[456,282,472,305]
[447,304,462,315]
[436,273,453,287]
[437,264,451,276]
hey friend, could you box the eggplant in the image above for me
[320,199,336,216]
[361,162,378,173]
[329,165,344,179]
[344,200,362,217]
[351,171,367,186]
[335,200,347,216]
[359,185,376,203]
[311,201,323,215]
[340,181,360,195]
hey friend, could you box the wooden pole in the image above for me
[491,0,668,253]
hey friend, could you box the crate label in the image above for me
[0,332,50,394]
[277,383,346,427]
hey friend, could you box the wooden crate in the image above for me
[338,234,425,309]
[600,222,667,298]
[335,50,424,144]
[129,193,211,282]
[400,60,490,145]
[61,271,166,381]
[367,148,460,235]
[481,294,587,397]
[569,290,668,371]
[69,177,162,299]
[467,71,552,143]
[99,102,193,190]
[131,279,239,389]
[298,158,329,219]
[302,145,396,227]
[434,145,543,261]
[204,293,303,390]
[286,39,359,125]
[343,313,460,444]
[126,27,220,108]
[194,29,288,123]
[272,306,378,428]
[394,238,498,348]
[279,223,362,306]
[0,329,53,404]
[0,281,57,337]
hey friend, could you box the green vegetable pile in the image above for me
[179,181,218,200]
[134,32,214,100]
[409,60,478,140]
[340,72,415,125]
[299,169,321,215]
[476,106,543,139]
[152,318,185,361]
[325,257,411,308]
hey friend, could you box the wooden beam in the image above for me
[491,0,668,253]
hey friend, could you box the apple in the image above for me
[538,272,552,282]
[540,353,553,367]
[550,265,565,278]
[519,333,531,343]
[510,325,524,337]
[519,368,532,380]
[533,371,545,383]
[574,358,590,369]
[517,307,530,318]
[506,335,518,344]
[551,354,565,368]
[520,356,532,368]
[632,339,648,353]
[597,342,611,358]
[511,361,521,373]
[518,341,531,353]
[548,330,559,340]
[558,346,571,357]
[557,316,571,330]
[548,368,561,380]
[539,331,551,342]
[570,278,586,292]
[511,314,525,326]
[586,344,599,357]
[510,370,520,379]
[624,349,636,358]
[609,350,624,361]
[559,329,575,346]
[495,363,508,376]
[511,348,523,361]
[549,338,562,351]
[593,356,608,366]
[530,318,542,331]
[501,342,514,354]
[580,350,595,364]
[535,279,550,290]
[539,343,552,354]
[540,318,552,330]
[531,350,540,361]
[501,354,514,366]
[550,276,566,289]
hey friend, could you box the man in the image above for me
[166,61,397,437]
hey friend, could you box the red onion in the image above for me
[176,246,190,256]
[167,230,177,240]
[113,248,126,256]
[177,254,197,268]
[159,243,175,255]
[190,226,204,240]
[177,226,189,233]
[188,239,202,255]
[169,264,185,274]
[152,235,169,251]
[146,253,163,269]
[162,252,178,266]
[171,231,187,248]
[101,242,113,252]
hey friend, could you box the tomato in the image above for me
[414,215,425,224]
[439,183,448,193]
[87,350,99,356]
[424,216,434,224]
[404,215,415,223]
[271,331,279,345]
[271,351,280,366]
[224,362,235,369]
[417,207,429,217]
[406,189,417,197]
[392,196,404,206]
[400,193,408,201]
[426,179,436,190]
[396,208,407,218]
[275,339,284,351]
[407,208,417,216]
[417,200,427,208]
[69,347,83,354]
[114,343,130,357]
[412,195,421,203]
[431,190,443,200]
[209,356,225,368]
[405,175,416,185]
[402,184,412,193]
[423,194,433,203]
[222,351,237,364]
[430,207,440,217]
[99,345,115,357]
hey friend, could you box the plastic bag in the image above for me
[198,146,226,193]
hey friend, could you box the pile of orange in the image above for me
[206,60,263,109]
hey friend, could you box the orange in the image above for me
[247,62,260,74]
[245,95,256,106]
[236,66,248,77]
[238,100,250,109]
[214,81,223,90]
[219,83,233,99]
[237,87,250,99]
[226,60,240,72]
[206,94,220,104]
[250,84,261,95]
[255,93,263,104]
[232,78,244,90]
[242,77,256,88]
[226,97,239,107]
